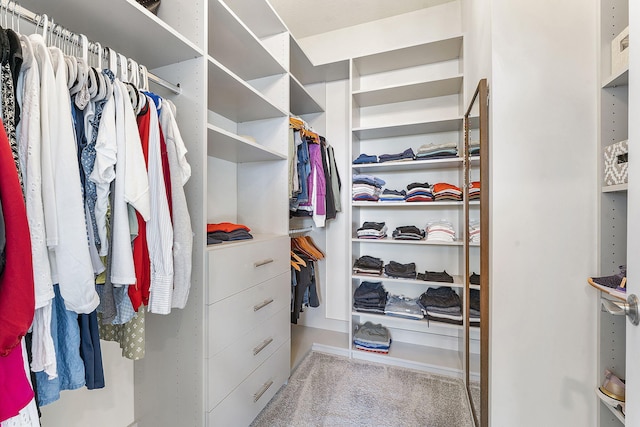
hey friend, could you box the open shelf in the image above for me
[352,237,463,247]
[221,0,287,38]
[353,75,463,108]
[208,0,285,81]
[603,68,629,88]
[207,124,287,163]
[353,311,462,333]
[351,341,463,377]
[352,201,464,207]
[352,274,464,288]
[353,117,463,140]
[602,183,628,193]
[205,233,287,251]
[20,0,203,69]
[208,56,287,122]
[352,157,462,173]
[352,36,463,76]
[290,74,324,115]
[290,35,349,84]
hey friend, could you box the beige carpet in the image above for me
[251,351,474,427]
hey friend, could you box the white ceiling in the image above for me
[269,0,456,39]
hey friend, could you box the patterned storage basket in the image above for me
[603,140,628,186]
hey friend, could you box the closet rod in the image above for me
[4,1,182,95]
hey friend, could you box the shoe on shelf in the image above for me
[597,369,625,407]
[587,265,627,300]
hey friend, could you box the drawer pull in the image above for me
[253,337,274,356]
[253,379,274,403]
[253,298,274,312]
[254,258,274,268]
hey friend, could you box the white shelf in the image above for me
[352,201,464,207]
[352,36,464,76]
[352,238,463,247]
[603,68,629,88]
[353,75,464,108]
[351,341,463,377]
[221,0,287,38]
[289,74,324,115]
[352,274,464,288]
[208,56,287,122]
[207,124,286,163]
[20,0,203,69]
[290,35,349,84]
[353,311,462,333]
[208,0,286,81]
[205,233,287,251]
[352,157,462,173]
[602,183,628,193]
[353,117,463,140]
[596,389,625,424]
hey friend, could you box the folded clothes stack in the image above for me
[384,260,417,279]
[357,221,388,239]
[352,174,385,202]
[470,272,481,286]
[425,220,456,243]
[353,321,391,354]
[469,220,480,244]
[432,182,462,201]
[353,255,384,276]
[378,147,415,163]
[392,225,425,240]
[207,222,253,245]
[353,153,379,164]
[405,182,433,202]
[469,142,480,157]
[415,141,458,160]
[418,287,463,325]
[379,188,407,202]
[353,281,388,314]
[384,295,424,320]
[469,289,480,326]
[469,181,480,200]
[417,270,454,283]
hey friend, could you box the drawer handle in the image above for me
[253,379,274,403]
[253,337,274,356]
[253,298,274,312]
[254,258,274,268]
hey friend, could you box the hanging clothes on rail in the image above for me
[289,117,341,226]
[290,235,324,324]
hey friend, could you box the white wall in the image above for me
[489,0,598,426]
[461,0,492,106]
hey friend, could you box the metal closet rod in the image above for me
[2,1,181,95]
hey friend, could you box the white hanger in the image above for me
[127,58,139,87]
[107,47,117,75]
[38,14,48,39]
[139,65,149,92]
[118,52,127,81]
[93,42,102,70]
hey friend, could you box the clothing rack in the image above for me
[1,0,181,94]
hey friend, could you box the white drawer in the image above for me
[207,236,289,305]
[208,272,289,356]
[207,340,290,427]
[207,307,290,411]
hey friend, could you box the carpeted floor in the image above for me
[251,351,474,427]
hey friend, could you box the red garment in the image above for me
[0,344,34,422]
[129,104,152,310]
[0,119,35,356]
[207,222,251,233]
[432,182,462,193]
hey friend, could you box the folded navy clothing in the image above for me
[419,287,461,309]
[353,153,379,164]
[358,221,386,231]
[354,256,384,269]
[407,182,431,191]
[352,174,386,187]
[417,270,454,283]
[470,289,480,311]
[384,261,417,279]
[207,229,254,242]
[381,188,407,197]
[378,148,415,163]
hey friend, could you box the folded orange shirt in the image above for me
[432,182,461,193]
[207,222,251,233]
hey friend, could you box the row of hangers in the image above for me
[0,0,180,95]
[290,235,324,271]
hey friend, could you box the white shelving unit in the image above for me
[349,35,472,376]
[597,0,629,425]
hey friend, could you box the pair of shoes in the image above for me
[597,369,625,407]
